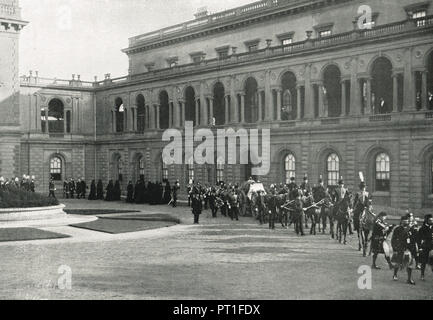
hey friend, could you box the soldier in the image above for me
[126,181,134,203]
[353,179,372,233]
[371,212,394,270]
[287,177,298,199]
[391,214,416,285]
[228,186,240,221]
[191,186,203,224]
[30,176,36,193]
[418,214,433,281]
[292,189,305,236]
[48,178,56,198]
[208,187,217,218]
[313,175,328,233]
[300,174,311,197]
[187,179,193,207]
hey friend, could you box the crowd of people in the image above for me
[0,175,36,192]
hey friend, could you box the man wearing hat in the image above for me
[391,214,416,285]
[313,175,328,233]
[353,177,372,246]
[287,177,298,200]
[30,176,36,193]
[418,214,433,281]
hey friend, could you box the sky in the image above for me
[19,0,255,81]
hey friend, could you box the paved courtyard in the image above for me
[0,200,432,300]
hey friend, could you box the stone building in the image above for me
[2,0,433,209]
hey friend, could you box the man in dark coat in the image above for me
[105,180,114,201]
[191,186,203,224]
[76,179,82,199]
[113,180,121,201]
[68,178,75,199]
[172,180,180,207]
[48,178,56,198]
[391,214,417,285]
[96,179,104,200]
[88,180,97,200]
[63,180,69,199]
[418,214,433,281]
[81,178,87,199]
[126,181,134,203]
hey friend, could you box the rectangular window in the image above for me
[282,38,292,52]
[319,30,332,38]
[248,44,258,52]
[413,10,426,27]
[218,51,228,59]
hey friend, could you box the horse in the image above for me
[335,192,353,245]
[303,194,321,235]
[356,207,376,256]
[275,193,290,228]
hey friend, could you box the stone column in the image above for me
[127,106,134,131]
[195,99,199,126]
[180,100,185,127]
[392,74,398,112]
[258,90,263,122]
[225,95,230,124]
[350,58,360,116]
[230,78,237,123]
[365,78,372,115]
[276,88,282,121]
[265,71,272,121]
[200,86,207,126]
[208,98,214,125]
[240,93,245,123]
[421,70,427,110]
[296,85,302,120]
[304,64,312,118]
[35,94,41,132]
[318,82,326,117]
[112,108,117,132]
[149,105,155,129]
[156,104,161,129]
[341,80,347,116]
[403,48,415,110]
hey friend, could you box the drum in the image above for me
[383,241,392,258]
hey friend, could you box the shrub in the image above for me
[0,185,59,209]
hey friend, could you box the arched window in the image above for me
[281,71,297,120]
[159,90,170,129]
[375,153,390,191]
[213,82,225,126]
[50,157,62,181]
[371,57,393,114]
[161,160,168,182]
[245,77,258,123]
[48,98,65,133]
[115,97,124,132]
[185,87,196,126]
[136,94,146,133]
[66,110,71,133]
[327,153,340,187]
[216,157,225,183]
[117,157,123,181]
[323,65,342,117]
[284,154,296,184]
[137,156,145,180]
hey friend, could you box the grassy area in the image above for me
[0,228,69,242]
[0,186,58,208]
[105,214,180,224]
[64,209,140,215]
[70,218,178,234]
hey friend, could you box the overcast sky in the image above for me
[19,0,254,81]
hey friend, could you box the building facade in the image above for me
[3,0,433,209]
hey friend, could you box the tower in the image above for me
[0,0,27,177]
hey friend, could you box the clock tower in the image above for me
[0,0,27,178]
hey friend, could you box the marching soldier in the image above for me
[69,178,76,199]
[172,180,180,207]
[300,174,311,197]
[371,212,394,270]
[208,187,218,218]
[418,214,433,281]
[63,180,69,199]
[313,175,329,234]
[391,214,417,285]
[287,177,298,199]
[30,176,35,193]
[266,185,278,230]
[292,189,305,236]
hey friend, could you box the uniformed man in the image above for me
[191,186,203,224]
[391,214,416,285]
[172,180,180,207]
[292,189,305,236]
[287,177,298,199]
[300,174,312,197]
[48,178,56,198]
[313,175,328,234]
[371,212,394,270]
[30,176,36,193]
[353,180,372,233]
[418,214,433,281]
[266,185,278,230]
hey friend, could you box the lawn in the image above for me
[70,218,178,234]
[0,228,69,242]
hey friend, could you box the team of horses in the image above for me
[229,183,375,253]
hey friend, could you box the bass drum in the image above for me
[382,240,393,258]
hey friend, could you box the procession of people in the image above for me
[5,171,430,285]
